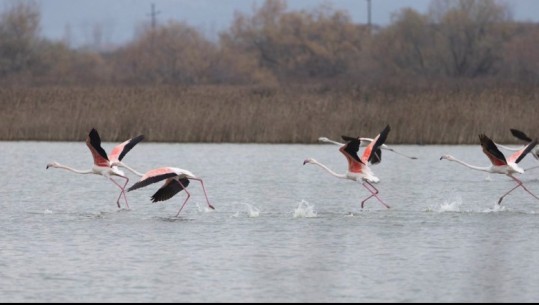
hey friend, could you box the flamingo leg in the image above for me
[175,180,191,217]
[190,178,215,210]
[109,176,129,209]
[499,175,539,204]
[361,181,390,209]
[498,176,538,204]
[361,183,376,208]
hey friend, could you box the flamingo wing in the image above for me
[151,178,190,203]
[86,128,109,166]
[508,139,537,164]
[479,134,507,166]
[128,168,178,191]
[109,135,144,162]
[340,136,363,163]
[362,125,390,164]
[511,129,533,142]
[339,136,366,173]
[370,148,382,165]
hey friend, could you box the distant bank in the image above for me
[1,84,537,144]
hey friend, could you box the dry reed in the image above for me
[1,85,538,144]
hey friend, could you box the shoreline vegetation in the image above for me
[2,84,538,144]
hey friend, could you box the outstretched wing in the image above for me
[86,128,109,167]
[151,178,190,203]
[508,139,537,164]
[109,135,144,162]
[510,129,533,142]
[128,168,178,192]
[339,136,365,173]
[370,148,382,165]
[362,125,390,164]
[340,136,363,163]
[479,134,507,166]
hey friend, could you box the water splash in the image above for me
[293,200,317,218]
[196,202,215,213]
[243,203,260,218]
[230,203,260,218]
[426,197,463,213]
[482,203,507,213]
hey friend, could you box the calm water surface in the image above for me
[1,142,539,302]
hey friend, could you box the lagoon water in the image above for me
[1,142,539,302]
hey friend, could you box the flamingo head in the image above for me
[46,162,60,169]
[318,137,330,143]
[440,155,455,161]
[303,158,316,165]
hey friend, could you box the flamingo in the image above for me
[303,125,391,209]
[127,167,214,217]
[46,128,144,208]
[318,136,418,161]
[440,133,538,205]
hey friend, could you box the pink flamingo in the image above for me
[495,129,539,170]
[303,125,391,209]
[440,133,538,205]
[127,167,215,217]
[318,136,417,161]
[46,128,144,208]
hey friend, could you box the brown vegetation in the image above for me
[1,1,538,143]
[2,84,538,144]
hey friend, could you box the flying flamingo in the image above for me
[496,129,539,164]
[318,136,418,162]
[440,133,538,205]
[46,128,144,208]
[127,167,215,217]
[303,125,391,209]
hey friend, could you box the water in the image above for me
[1,142,539,302]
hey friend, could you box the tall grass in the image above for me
[1,84,538,144]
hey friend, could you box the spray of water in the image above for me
[426,197,463,213]
[293,200,317,218]
[243,203,260,217]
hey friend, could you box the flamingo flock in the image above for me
[46,128,213,216]
[46,127,539,216]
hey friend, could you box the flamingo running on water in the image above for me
[127,167,214,217]
[46,128,144,208]
[303,125,391,209]
[318,136,417,161]
[440,133,538,205]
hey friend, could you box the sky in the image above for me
[1,0,538,47]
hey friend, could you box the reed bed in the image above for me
[1,85,538,144]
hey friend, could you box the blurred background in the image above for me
[0,0,538,143]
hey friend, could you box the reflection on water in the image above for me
[1,142,539,302]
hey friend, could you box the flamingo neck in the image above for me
[53,163,93,174]
[448,158,491,173]
[310,160,347,179]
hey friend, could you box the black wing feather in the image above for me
[368,125,390,164]
[341,135,362,163]
[370,148,382,165]
[479,134,507,164]
[118,135,144,161]
[151,178,190,203]
[89,128,109,161]
[515,139,538,164]
[128,173,178,192]
[511,129,533,142]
